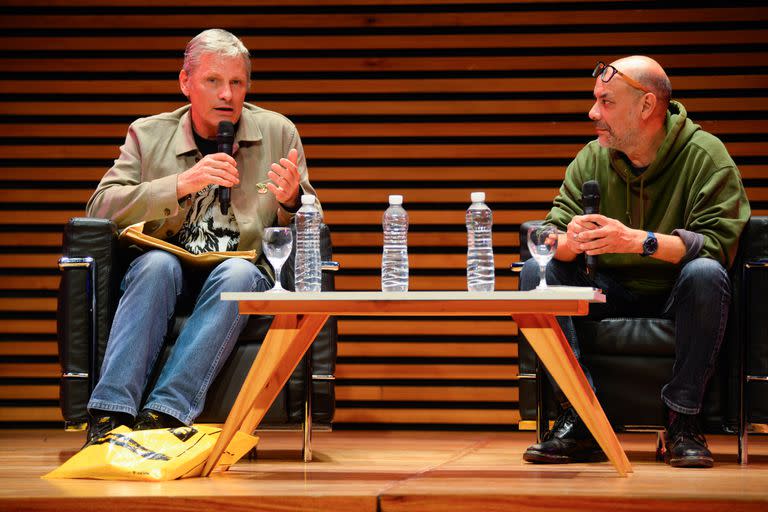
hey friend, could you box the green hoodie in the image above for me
[545,100,750,295]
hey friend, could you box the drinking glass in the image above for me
[527,225,559,290]
[262,227,292,292]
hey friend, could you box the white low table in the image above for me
[202,289,632,477]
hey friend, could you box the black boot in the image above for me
[85,410,132,447]
[133,408,185,430]
[523,407,607,464]
[664,410,714,468]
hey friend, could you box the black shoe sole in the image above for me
[523,449,608,464]
[666,455,714,468]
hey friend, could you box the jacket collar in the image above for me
[235,104,264,145]
[173,103,264,157]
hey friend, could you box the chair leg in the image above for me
[738,424,748,465]
[655,431,665,462]
[535,358,548,443]
[302,350,313,462]
[739,370,748,465]
[739,262,750,466]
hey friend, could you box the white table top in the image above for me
[222,287,605,303]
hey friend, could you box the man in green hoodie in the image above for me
[520,56,750,468]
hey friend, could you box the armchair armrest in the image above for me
[742,249,768,417]
[57,217,120,428]
[275,222,338,425]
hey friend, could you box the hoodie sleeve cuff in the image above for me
[671,229,705,264]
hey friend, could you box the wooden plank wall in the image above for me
[0,1,766,430]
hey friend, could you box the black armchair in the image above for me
[739,217,768,464]
[57,217,338,461]
[516,217,768,464]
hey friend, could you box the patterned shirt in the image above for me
[171,128,240,254]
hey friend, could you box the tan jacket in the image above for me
[86,103,320,253]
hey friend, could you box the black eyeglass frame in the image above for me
[592,61,651,94]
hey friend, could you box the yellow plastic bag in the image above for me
[43,425,258,481]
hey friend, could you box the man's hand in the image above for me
[176,153,239,199]
[563,215,599,256]
[268,148,301,209]
[573,214,644,255]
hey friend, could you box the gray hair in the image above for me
[637,71,672,109]
[183,29,251,80]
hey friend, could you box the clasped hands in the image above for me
[566,214,644,255]
[176,148,301,209]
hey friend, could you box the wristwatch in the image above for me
[640,231,658,257]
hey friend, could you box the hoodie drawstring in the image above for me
[624,171,646,229]
[625,176,632,226]
[639,176,645,229]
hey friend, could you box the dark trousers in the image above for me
[519,257,731,415]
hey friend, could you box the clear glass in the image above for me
[262,226,293,292]
[526,225,559,290]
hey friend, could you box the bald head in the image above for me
[610,56,672,111]
[589,56,673,161]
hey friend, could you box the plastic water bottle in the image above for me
[381,194,409,292]
[294,194,322,292]
[466,191,495,291]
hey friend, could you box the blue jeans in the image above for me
[88,250,271,424]
[519,257,730,415]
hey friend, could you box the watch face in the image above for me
[643,234,658,255]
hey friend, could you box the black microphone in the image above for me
[216,121,235,215]
[581,180,600,278]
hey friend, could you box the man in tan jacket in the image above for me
[83,29,320,444]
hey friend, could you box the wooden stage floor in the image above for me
[1,429,766,512]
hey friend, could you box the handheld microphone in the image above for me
[581,180,600,278]
[216,121,235,215]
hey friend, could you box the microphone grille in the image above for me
[582,180,599,197]
[217,121,235,138]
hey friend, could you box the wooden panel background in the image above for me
[0,1,766,430]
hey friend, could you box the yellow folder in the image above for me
[119,222,257,267]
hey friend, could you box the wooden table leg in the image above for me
[202,313,329,476]
[515,313,633,476]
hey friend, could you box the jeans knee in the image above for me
[678,258,730,298]
[124,250,182,291]
[209,259,270,292]
[519,258,541,291]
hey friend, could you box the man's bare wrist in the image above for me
[176,174,194,200]
[636,229,647,253]
[176,175,190,200]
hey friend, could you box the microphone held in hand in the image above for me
[217,121,235,215]
[581,180,600,278]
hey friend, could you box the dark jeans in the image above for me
[519,257,731,415]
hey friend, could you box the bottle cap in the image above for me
[471,192,485,203]
[388,195,403,205]
[301,194,315,205]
